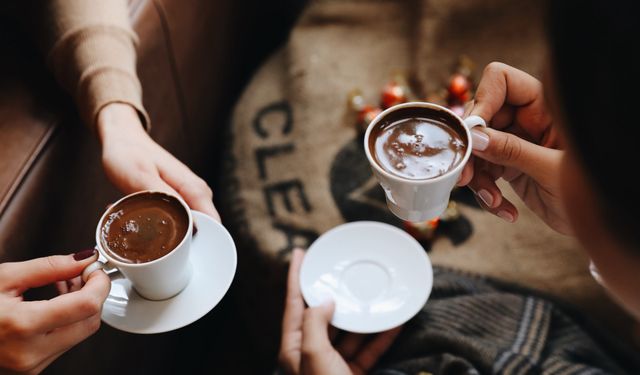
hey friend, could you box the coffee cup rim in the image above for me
[363,101,473,185]
[95,190,193,268]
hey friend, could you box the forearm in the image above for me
[37,0,149,132]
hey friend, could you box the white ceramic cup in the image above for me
[364,102,486,222]
[82,191,194,300]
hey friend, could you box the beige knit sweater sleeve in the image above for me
[39,0,150,130]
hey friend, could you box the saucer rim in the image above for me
[300,220,433,334]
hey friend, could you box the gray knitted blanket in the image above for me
[374,268,639,374]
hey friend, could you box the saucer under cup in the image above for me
[100,211,237,334]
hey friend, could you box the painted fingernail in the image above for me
[73,248,96,261]
[497,210,515,223]
[477,189,494,207]
[471,129,489,151]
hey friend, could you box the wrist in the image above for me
[96,103,146,144]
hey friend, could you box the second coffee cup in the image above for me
[364,102,486,222]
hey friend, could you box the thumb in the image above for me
[0,249,99,294]
[471,127,561,181]
[302,300,336,357]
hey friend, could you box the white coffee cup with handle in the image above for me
[364,102,486,222]
[82,190,194,301]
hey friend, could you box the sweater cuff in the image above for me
[78,68,151,131]
[47,24,150,132]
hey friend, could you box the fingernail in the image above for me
[471,129,489,151]
[321,299,334,308]
[317,293,334,306]
[73,248,97,261]
[497,210,515,223]
[477,190,494,207]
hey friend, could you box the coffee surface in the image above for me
[100,193,189,264]
[370,116,466,180]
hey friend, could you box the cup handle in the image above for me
[463,115,487,130]
[82,259,122,283]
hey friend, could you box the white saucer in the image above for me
[101,211,237,334]
[300,221,433,334]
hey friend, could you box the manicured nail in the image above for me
[471,129,489,151]
[73,248,97,261]
[497,210,515,223]
[477,189,494,207]
[321,299,334,307]
[292,248,305,257]
[317,292,334,306]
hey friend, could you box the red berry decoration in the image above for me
[381,81,407,109]
[448,73,471,103]
[358,105,382,132]
[403,218,440,241]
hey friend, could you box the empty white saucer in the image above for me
[101,211,237,334]
[300,221,432,334]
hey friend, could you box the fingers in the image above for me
[470,62,545,124]
[67,276,83,293]
[43,312,102,355]
[471,127,561,183]
[490,105,516,130]
[0,271,108,374]
[101,148,180,199]
[301,301,335,358]
[472,185,519,223]
[157,156,221,222]
[282,249,305,337]
[23,269,111,333]
[56,277,83,296]
[466,170,503,209]
[56,280,69,295]
[0,251,98,294]
[279,249,306,374]
[285,249,305,307]
[467,166,520,222]
[126,169,181,198]
[457,161,474,187]
[464,163,520,222]
[350,327,402,375]
[25,312,103,374]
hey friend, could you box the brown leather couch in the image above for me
[0,0,303,373]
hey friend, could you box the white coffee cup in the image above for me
[364,102,486,222]
[82,190,194,300]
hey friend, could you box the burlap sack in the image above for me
[220,0,634,361]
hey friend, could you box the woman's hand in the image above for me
[97,103,220,221]
[279,249,401,375]
[458,62,571,234]
[0,250,110,374]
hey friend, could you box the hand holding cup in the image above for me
[457,62,570,234]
